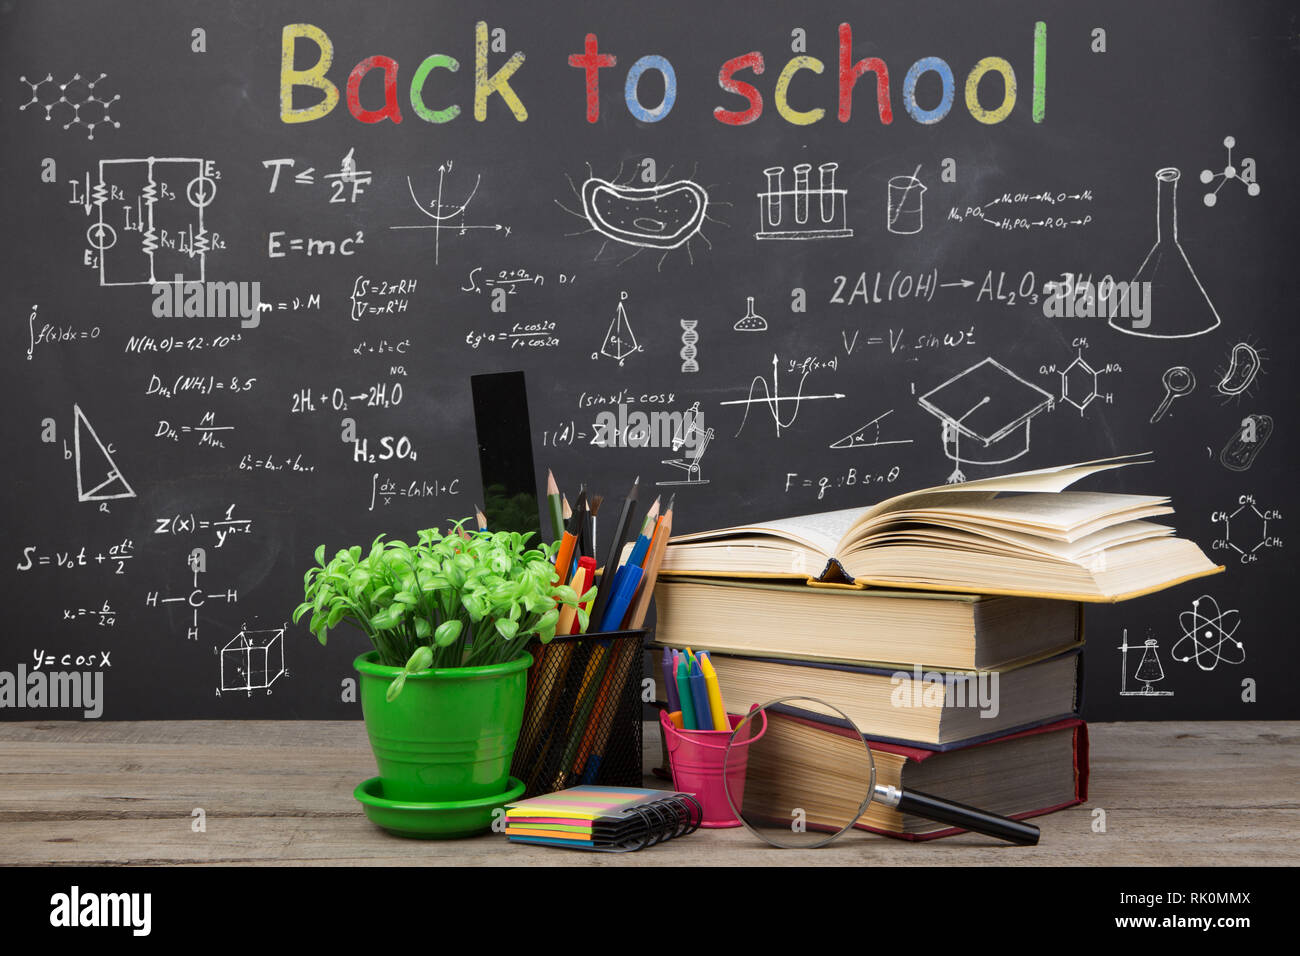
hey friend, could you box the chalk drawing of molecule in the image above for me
[18,72,121,140]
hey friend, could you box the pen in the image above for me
[598,563,642,633]
[675,651,697,730]
[662,648,680,713]
[699,651,728,732]
[687,654,711,732]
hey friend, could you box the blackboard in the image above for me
[2,0,1295,721]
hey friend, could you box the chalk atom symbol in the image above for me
[1172,595,1245,672]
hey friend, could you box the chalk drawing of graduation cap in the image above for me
[918,357,1055,483]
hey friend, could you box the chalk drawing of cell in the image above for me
[556,162,724,269]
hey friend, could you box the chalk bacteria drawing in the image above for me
[721,353,845,438]
[220,627,287,694]
[1220,413,1273,472]
[1172,595,1245,672]
[556,161,722,270]
[1119,630,1173,697]
[1215,342,1263,398]
[756,162,853,240]
[734,296,767,332]
[886,166,926,235]
[1149,366,1196,423]
[73,405,135,503]
[596,291,642,366]
[658,402,713,486]
[389,163,509,266]
[83,157,215,287]
[679,319,699,372]
[1113,167,1221,339]
[18,72,120,140]
[829,409,913,450]
[1200,136,1260,207]
[917,357,1054,483]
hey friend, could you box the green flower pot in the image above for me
[354,650,531,804]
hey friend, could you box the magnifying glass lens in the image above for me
[723,697,876,849]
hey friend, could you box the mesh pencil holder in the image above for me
[511,629,646,798]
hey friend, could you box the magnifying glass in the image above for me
[722,696,1040,848]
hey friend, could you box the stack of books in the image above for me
[653,455,1221,839]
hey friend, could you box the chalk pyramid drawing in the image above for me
[600,299,641,365]
[829,409,914,449]
[74,404,135,501]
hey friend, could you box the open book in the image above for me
[660,455,1222,601]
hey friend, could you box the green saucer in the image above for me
[353,776,526,840]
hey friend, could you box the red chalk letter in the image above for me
[714,52,765,126]
[568,33,617,123]
[838,23,892,124]
[347,55,403,124]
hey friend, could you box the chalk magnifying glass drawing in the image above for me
[722,696,1040,848]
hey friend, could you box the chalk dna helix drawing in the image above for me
[679,319,699,372]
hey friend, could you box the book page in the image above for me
[894,492,1171,536]
[844,454,1154,545]
[668,507,857,557]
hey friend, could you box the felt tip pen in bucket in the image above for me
[675,651,698,730]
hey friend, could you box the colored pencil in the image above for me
[553,489,586,587]
[625,497,673,630]
[587,476,639,630]
[555,560,590,637]
[545,469,564,543]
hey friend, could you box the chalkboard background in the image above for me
[2,0,1295,721]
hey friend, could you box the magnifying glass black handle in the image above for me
[896,788,1040,846]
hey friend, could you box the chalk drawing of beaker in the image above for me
[1114,167,1221,339]
[887,174,926,235]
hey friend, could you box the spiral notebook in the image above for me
[504,786,701,852]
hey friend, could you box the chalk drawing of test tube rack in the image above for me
[755,163,853,240]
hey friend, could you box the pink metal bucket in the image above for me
[661,706,767,828]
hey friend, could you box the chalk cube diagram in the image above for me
[220,627,286,693]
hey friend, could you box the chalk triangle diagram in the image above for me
[601,301,639,362]
[74,404,135,501]
[829,410,913,449]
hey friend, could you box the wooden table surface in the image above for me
[1,720,1296,866]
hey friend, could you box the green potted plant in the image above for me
[294,523,593,837]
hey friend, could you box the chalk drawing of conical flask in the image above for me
[1114,167,1221,339]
